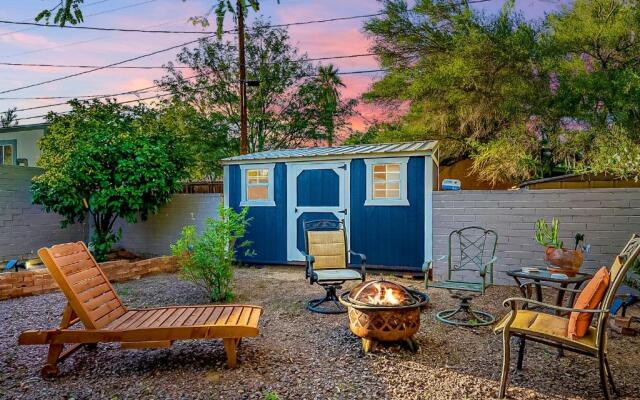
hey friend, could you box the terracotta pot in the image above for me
[544,247,584,276]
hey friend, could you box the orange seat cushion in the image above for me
[568,267,610,339]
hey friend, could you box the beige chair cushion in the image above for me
[307,230,346,269]
[495,310,597,352]
[313,269,362,282]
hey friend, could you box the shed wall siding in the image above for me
[349,156,425,270]
[231,163,288,264]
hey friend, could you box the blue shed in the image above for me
[221,141,439,272]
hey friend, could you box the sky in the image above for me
[0,0,568,133]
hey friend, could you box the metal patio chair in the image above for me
[424,226,498,326]
[495,234,640,399]
[302,220,366,314]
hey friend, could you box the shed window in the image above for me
[365,157,409,206]
[0,141,16,166]
[240,164,275,206]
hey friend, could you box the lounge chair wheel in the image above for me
[41,364,60,378]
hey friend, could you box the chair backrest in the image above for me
[38,242,127,329]
[304,220,347,270]
[596,234,640,345]
[447,226,498,283]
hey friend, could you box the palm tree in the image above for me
[314,64,345,147]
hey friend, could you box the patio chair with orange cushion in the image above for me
[18,242,263,377]
[495,234,640,399]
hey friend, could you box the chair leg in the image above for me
[306,285,346,314]
[604,354,619,396]
[516,337,526,370]
[599,353,612,400]
[498,332,511,399]
[41,344,63,378]
[223,338,238,369]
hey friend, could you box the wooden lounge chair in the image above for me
[18,242,263,377]
[495,234,640,399]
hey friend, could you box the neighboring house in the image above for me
[222,141,439,271]
[0,123,48,167]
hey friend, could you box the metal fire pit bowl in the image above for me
[339,280,429,353]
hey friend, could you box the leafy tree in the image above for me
[0,108,18,128]
[158,20,355,153]
[171,205,252,302]
[159,100,234,180]
[362,0,545,182]
[32,99,190,261]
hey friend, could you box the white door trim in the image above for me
[424,156,433,267]
[286,161,350,262]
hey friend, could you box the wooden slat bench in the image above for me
[18,242,263,377]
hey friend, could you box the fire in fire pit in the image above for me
[340,280,429,352]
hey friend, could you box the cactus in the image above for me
[535,218,564,249]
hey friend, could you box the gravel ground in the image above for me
[1,266,640,400]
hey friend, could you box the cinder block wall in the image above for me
[114,194,221,257]
[0,166,86,262]
[432,189,640,285]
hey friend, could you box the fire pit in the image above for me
[339,280,429,352]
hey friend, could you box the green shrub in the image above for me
[263,391,280,400]
[171,205,252,302]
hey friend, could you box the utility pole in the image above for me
[237,0,249,155]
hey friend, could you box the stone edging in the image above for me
[0,256,177,300]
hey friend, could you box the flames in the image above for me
[366,282,405,306]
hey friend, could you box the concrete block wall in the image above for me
[113,193,222,257]
[432,188,640,285]
[0,166,86,262]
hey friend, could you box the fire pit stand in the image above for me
[339,280,429,353]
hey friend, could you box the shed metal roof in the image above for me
[222,141,438,164]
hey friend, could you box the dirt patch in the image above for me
[1,266,639,399]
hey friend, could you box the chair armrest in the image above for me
[519,281,583,294]
[300,250,315,281]
[349,250,367,280]
[502,297,609,314]
[479,256,497,276]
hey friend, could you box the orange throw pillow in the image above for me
[568,267,610,339]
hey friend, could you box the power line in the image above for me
[12,68,388,117]
[0,36,212,95]
[0,0,151,38]
[0,13,385,34]
[0,53,377,70]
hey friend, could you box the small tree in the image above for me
[32,99,190,261]
[171,206,252,302]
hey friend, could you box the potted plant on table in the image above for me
[535,218,587,276]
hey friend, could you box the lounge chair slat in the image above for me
[154,309,179,327]
[77,283,111,303]
[195,307,217,325]
[66,267,101,285]
[138,309,169,329]
[50,242,84,258]
[238,307,253,326]
[89,298,122,321]
[127,310,161,329]
[72,275,106,294]
[55,251,91,268]
[116,311,148,330]
[59,258,95,275]
[162,308,187,327]
[248,308,261,328]
[215,307,233,326]
[106,311,138,329]
[175,308,196,327]
[84,291,116,311]
[94,306,126,328]
[226,307,243,326]
[184,308,205,326]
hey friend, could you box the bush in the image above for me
[171,205,252,302]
